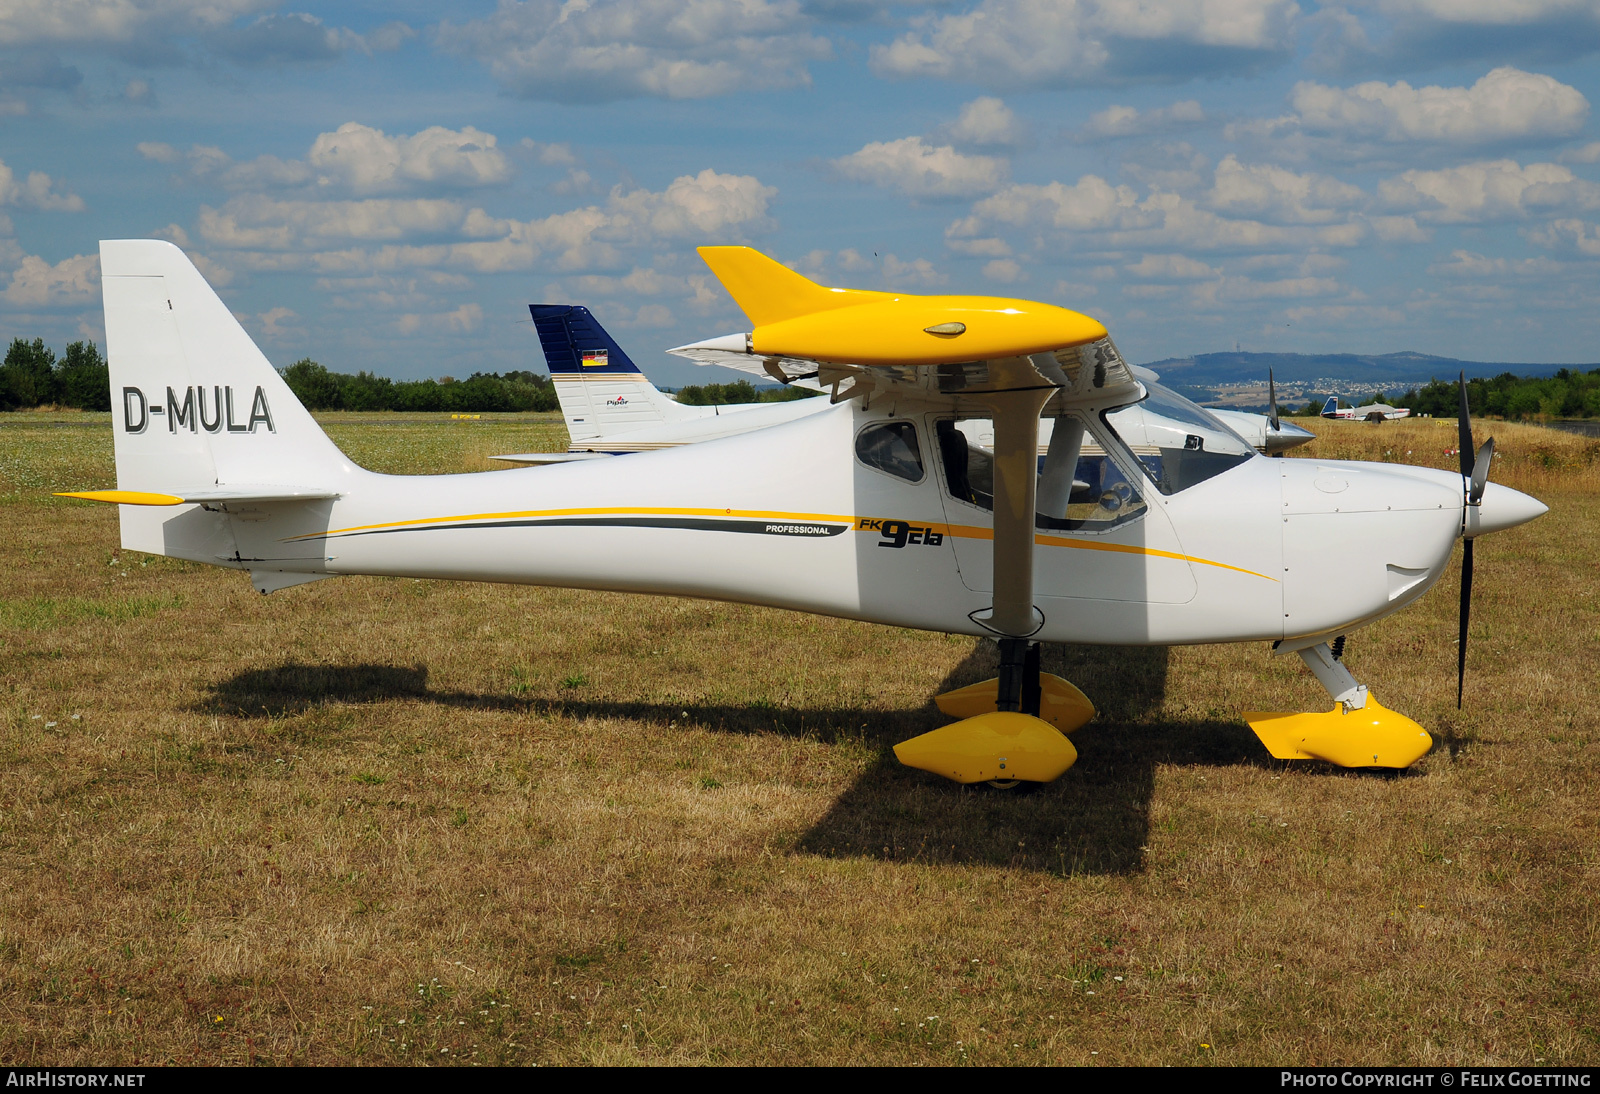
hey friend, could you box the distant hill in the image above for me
[1140,351,1590,389]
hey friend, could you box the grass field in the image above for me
[1,409,1596,1066]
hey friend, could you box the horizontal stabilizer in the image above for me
[489,452,614,465]
[57,485,339,506]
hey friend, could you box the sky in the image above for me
[2,0,1599,386]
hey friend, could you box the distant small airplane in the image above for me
[495,306,1314,465]
[1322,396,1411,422]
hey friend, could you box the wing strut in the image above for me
[975,387,1055,713]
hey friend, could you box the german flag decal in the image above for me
[580,350,608,368]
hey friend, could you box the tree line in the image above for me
[12,333,1595,421]
[1,338,112,411]
[278,359,558,412]
[1394,370,1600,420]
[1285,370,1600,420]
[673,379,821,405]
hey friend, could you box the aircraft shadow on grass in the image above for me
[200,643,1279,877]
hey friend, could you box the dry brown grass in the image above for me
[0,410,1596,1066]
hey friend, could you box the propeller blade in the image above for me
[1457,371,1473,479]
[1458,537,1473,709]
[1470,437,1495,505]
[1268,367,1280,433]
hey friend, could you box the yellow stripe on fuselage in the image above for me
[289,505,1274,581]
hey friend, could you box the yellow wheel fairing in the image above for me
[935,673,1096,736]
[1244,695,1433,768]
[894,712,1078,785]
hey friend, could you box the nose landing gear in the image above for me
[1245,640,1433,768]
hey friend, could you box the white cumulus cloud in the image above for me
[4,251,98,306]
[1291,67,1588,145]
[1206,155,1365,224]
[308,123,512,194]
[833,136,1008,199]
[436,0,829,102]
[0,159,84,211]
[872,0,1298,89]
[940,97,1028,149]
[1077,100,1206,140]
[1379,159,1600,223]
[143,123,512,196]
[196,168,776,277]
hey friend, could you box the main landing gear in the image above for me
[1245,639,1432,769]
[893,638,1093,788]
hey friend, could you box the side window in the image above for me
[936,417,1146,532]
[855,421,925,483]
[1034,439,1148,532]
[936,419,993,508]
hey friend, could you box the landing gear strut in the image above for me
[996,637,1042,716]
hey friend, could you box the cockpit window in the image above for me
[855,421,925,483]
[935,417,1147,532]
[1102,383,1255,495]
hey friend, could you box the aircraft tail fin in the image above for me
[1321,396,1339,418]
[96,239,353,558]
[696,246,886,327]
[529,304,701,444]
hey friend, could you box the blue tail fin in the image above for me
[528,303,702,444]
[529,305,642,376]
[1321,396,1339,418]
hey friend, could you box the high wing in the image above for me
[670,247,1142,419]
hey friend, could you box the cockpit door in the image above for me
[930,413,1197,605]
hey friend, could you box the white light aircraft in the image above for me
[496,305,1314,464]
[1322,395,1412,422]
[61,240,1546,787]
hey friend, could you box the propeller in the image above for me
[1268,367,1280,433]
[1455,372,1495,708]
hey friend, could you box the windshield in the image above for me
[1103,383,1255,495]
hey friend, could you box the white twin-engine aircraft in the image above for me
[62,240,1546,787]
[493,304,1314,464]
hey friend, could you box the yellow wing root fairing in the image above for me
[698,246,1108,367]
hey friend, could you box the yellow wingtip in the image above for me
[696,246,883,327]
[54,490,184,506]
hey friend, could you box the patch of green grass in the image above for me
[0,593,185,630]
